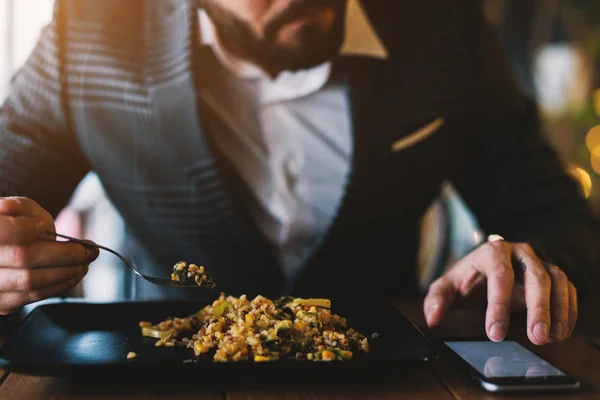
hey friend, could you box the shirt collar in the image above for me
[198,0,389,79]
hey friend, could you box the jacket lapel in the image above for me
[323,56,402,229]
[142,0,283,294]
[327,2,452,224]
[143,0,213,171]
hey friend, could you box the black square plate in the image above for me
[0,300,434,378]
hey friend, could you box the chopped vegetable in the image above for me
[329,348,353,360]
[141,294,368,362]
[321,350,336,361]
[292,298,331,308]
[301,311,318,317]
[273,296,294,307]
[275,320,292,334]
[171,261,216,287]
[141,327,176,339]
[127,352,137,359]
[212,301,231,317]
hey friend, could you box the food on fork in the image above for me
[171,261,216,288]
[140,294,369,362]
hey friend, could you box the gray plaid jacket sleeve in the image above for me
[0,7,89,216]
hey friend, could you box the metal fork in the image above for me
[45,231,214,289]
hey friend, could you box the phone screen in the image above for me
[445,341,567,378]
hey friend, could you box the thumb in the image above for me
[81,240,100,263]
[424,276,457,327]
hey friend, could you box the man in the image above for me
[0,0,597,346]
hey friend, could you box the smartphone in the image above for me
[441,339,580,393]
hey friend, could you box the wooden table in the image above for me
[0,301,598,399]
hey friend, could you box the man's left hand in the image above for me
[423,240,578,345]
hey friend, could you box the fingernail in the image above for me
[428,304,438,316]
[551,322,564,340]
[426,304,438,323]
[490,322,506,342]
[36,223,47,237]
[533,322,549,342]
[85,246,99,260]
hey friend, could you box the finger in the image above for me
[424,276,457,327]
[0,215,40,244]
[0,198,54,243]
[483,356,507,377]
[513,244,551,345]
[547,265,569,343]
[0,269,87,315]
[479,241,514,342]
[567,282,578,337]
[37,208,56,235]
[510,284,526,309]
[0,197,42,217]
[0,241,99,269]
[0,264,88,292]
[525,366,545,377]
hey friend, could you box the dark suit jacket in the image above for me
[0,0,598,301]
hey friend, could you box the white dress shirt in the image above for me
[198,0,388,279]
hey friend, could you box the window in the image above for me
[0,0,128,301]
[0,0,54,101]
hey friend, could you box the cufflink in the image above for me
[487,234,505,243]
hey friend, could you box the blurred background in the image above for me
[0,0,599,300]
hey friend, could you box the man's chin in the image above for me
[265,48,334,74]
[267,28,344,72]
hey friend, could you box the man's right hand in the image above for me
[0,197,99,315]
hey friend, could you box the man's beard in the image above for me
[198,0,346,75]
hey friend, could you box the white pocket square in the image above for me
[391,117,445,152]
